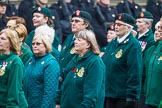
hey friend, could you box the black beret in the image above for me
[115,13,135,26]
[72,10,92,22]
[32,7,52,18]
[136,11,153,19]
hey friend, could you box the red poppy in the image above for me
[72,67,76,72]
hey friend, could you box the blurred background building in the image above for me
[9,0,147,9]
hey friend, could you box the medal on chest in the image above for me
[0,62,8,76]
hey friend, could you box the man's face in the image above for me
[71,17,88,34]
[136,18,150,34]
[0,4,7,15]
[115,20,129,38]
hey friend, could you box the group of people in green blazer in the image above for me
[0,4,162,108]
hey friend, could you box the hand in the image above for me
[99,52,105,57]
[126,98,137,108]
[55,105,60,108]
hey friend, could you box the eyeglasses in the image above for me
[32,42,43,46]
[115,23,126,27]
[71,19,84,23]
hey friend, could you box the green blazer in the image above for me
[0,52,28,107]
[102,33,143,100]
[56,51,105,108]
[144,41,162,106]
[59,34,76,72]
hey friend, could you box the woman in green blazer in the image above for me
[0,28,28,107]
[144,20,162,108]
[55,29,105,108]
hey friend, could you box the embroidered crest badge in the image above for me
[115,49,123,58]
[70,47,75,54]
[77,67,85,77]
[158,56,162,60]
[0,62,8,76]
[158,56,162,64]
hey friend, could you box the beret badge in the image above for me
[118,14,122,20]
[76,10,81,16]
[38,7,41,12]
[110,24,114,30]
[140,12,144,18]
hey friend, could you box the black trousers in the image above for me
[104,97,138,108]
[138,93,146,108]
[145,105,158,108]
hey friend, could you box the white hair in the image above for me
[155,21,160,30]
[35,24,55,42]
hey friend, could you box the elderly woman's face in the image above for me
[32,13,48,27]
[115,20,129,37]
[74,37,90,56]
[0,33,11,54]
[32,38,46,56]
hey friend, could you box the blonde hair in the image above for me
[10,24,28,42]
[76,29,100,54]
[33,34,52,53]
[0,28,20,54]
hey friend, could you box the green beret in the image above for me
[136,11,153,19]
[115,13,135,26]
[72,10,92,22]
[106,23,115,31]
[0,0,8,4]
[32,7,52,18]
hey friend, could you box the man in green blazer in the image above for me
[102,13,143,108]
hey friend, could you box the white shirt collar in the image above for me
[117,31,131,43]
[138,30,149,39]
